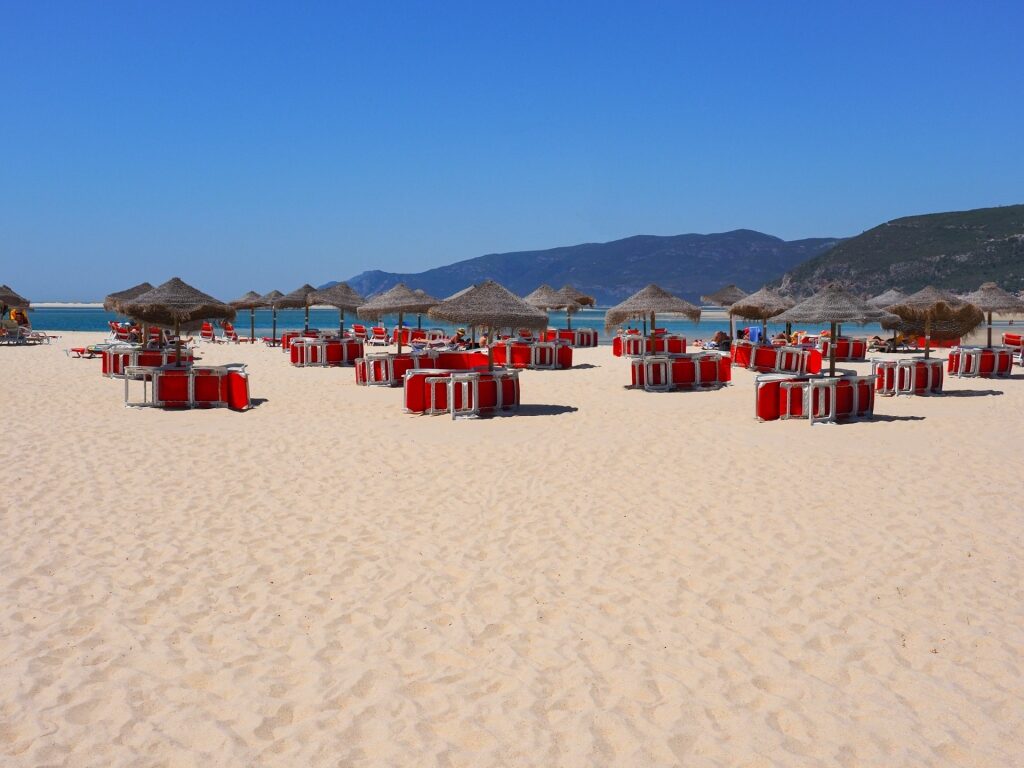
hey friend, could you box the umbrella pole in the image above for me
[987,310,993,348]
[175,320,182,367]
[829,321,837,377]
[762,318,767,344]
[642,315,647,335]
[487,325,494,371]
[272,308,277,344]
[339,309,344,337]
[785,321,792,341]
[417,314,422,330]
[304,305,309,332]
[567,309,572,331]
[397,311,403,354]
[729,312,734,340]
[250,308,255,344]
[924,318,931,359]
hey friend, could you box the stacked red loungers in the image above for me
[355,350,491,386]
[816,336,868,362]
[613,332,687,357]
[490,341,573,370]
[629,353,731,391]
[403,368,520,418]
[124,365,251,411]
[290,337,364,367]
[947,346,1014,378]
[731,340,822,375]
[102,347,194,378]
[542,328,599,347]
[871,358,944,396]
[755,373,875,424]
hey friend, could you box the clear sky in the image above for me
[3,1,1022,300]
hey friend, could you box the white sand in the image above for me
[2,332,1022,767]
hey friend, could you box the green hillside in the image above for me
[778,204,1024,296]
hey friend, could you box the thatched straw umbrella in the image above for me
[310,282,365,336]
[962,282,1024,348]
[866,288,906,309]
[604,284,701,348]
[411,288,441,330]
[230,290,265,344]
[701,284,748,340]
[357,283,438,354]
[525,285,580,330]
[260,289,284,344]
[275,284,319,332]
[104,282,154,314]
[428,280,548,370]
[557,285,595,330]
[882,286,984,359]
[726,286,792,342]
[121,278,235,364]
[0,284,31,310]
[775,283,898,376]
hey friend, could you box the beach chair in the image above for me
[220,322,239,343]
[199,322,216,343]
[367,326,389,346]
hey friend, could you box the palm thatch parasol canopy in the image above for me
[882,286,983,357]
[728,287,794,321]
[121,277,235,328]
[962,282,1024,315]
[309,282,366,336]
[429,280,548,331]
[0,284,30,309]
[701,284,748,307]
[260,289,285,343]
[558,285,596,307]
[776,283,899,375]
[866,288,906,309]
[121,278,234,362]
[965,281,1024,347]
[524,284,579,312]
[229,291,266,343]
[358,283,438,319]
[274,284,319,309]
[429,280,547,369]
[604,284,700,332]
[229,290,265,310]
[310,282,365,312]
[275,284,320,331]
[358,283,440,353]
[103,282,154,314]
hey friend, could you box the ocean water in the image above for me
[29,306,958,343]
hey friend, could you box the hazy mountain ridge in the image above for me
[329,230,842,303]
[778,204,1024,296]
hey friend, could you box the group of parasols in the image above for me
[604,281,1023,377]
[101,277,598,372]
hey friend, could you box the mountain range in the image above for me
[325,203,1024,305]
[778,204,1024,297]
[336,231,841,304]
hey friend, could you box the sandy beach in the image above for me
[2,332,1022,767]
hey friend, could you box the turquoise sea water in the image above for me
[31,306,1004,343]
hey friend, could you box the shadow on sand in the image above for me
[516,404,579,417]
[940,389,1004,398]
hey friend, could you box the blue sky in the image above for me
[3,1,1022,300]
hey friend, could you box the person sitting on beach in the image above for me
[448,328,467,348]
[712,330,730,350]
